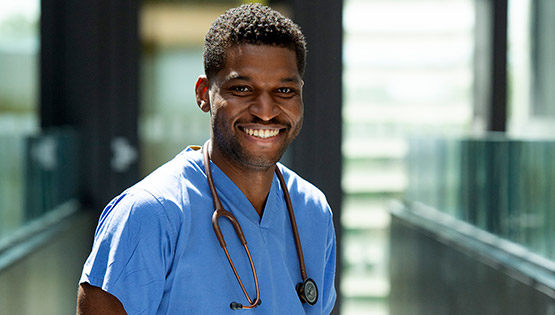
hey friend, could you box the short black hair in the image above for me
[203,3,307,79]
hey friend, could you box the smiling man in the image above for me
[77,3,336,314]
[195,43,304,215]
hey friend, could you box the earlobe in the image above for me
[195,75,211,113]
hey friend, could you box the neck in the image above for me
[208,144,276,217]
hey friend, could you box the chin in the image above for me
[238,153,283,170]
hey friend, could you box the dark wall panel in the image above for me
[288,1,343,313]
[41,0,140,209]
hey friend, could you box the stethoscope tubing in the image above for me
[274,165,308,281]
[203,141,260,308]
[202,140,313,308]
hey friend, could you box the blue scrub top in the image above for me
[80,147,336,314]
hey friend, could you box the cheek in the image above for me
[210,103,241,134]
[295,115,303,133]
[211,108,227,127]
[287,103,304,124]
[212,95,246,117]
[210,98,232,121]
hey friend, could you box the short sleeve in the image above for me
[80,189,178,315]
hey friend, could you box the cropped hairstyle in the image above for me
[203,3,307,79]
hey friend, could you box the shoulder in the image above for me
[97,188,181,242]
[137,147,205,192]
[100,147,206,236]
[132,147,205,210]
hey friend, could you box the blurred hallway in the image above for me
[2,0,555,314]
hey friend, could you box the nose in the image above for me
[249,92,280,121]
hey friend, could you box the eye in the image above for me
[276,87,295,95]
[231,86,251,94]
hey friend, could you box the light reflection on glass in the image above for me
[0,0,40,135]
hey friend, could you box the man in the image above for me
[77,3,336,314]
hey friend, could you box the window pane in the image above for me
[0,1,39,134]
[342,0,476,314]
[0,1,40,239]
[508,0,555,135]
[139,2,237,175]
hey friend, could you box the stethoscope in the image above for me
[202,141,318,310]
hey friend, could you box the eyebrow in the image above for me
[224,72,301,84]
[280,77,301,83]
[225,73,250,82]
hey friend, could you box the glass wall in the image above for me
[0,1,39,134]
[342,0,476,314]
[140,1,255,175]
[0,129,80,243]
[0,2,69,245]
[0,1,40,226]
[404,0,555,262]
[405,135,555,260]
[508,0,555,136]
[140,1,212,174]
[0,1,80,256]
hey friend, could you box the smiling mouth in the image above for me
[240,127,282,139]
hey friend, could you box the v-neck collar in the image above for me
[207,160,281,226]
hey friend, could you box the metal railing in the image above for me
[405,134,555,260]
[0,128,80,247]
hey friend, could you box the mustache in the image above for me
[236,117,291,128]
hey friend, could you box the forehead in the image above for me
[219,44,300,79]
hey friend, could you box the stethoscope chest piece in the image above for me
[297,278,318,305]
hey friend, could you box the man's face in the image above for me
[202,44,304,170]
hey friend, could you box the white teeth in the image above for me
[243,128,280,139]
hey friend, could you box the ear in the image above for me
[195,75,210,113]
